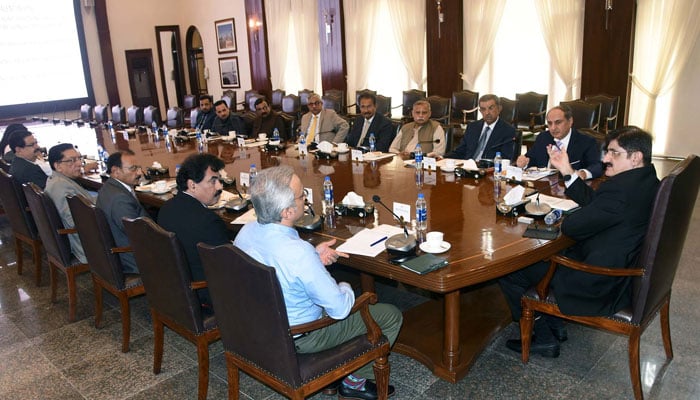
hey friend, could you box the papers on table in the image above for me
[525,193,579,211]
[336,224,408,257]
[208,190,236,209]
[230,208,257,224]
[359,152,395,162]
[521,168,558,181]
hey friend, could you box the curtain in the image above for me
[291,0,320,92]
[264,0,291,89]
[344,0,381,106]
[386,0,426,89]
[630,0,700,131]
[461,0,506,89]
[534,0,584,100]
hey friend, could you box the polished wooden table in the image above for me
[33,123,574,382]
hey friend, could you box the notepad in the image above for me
[400,253,448,275]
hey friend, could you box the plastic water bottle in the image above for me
[544,209,563,225]
[323,176,334,210]
[298,132,307,155]
[272,127,280,142]
[369,133,376,152]
[249,164,258,187]
[416,193,427,232]
[494,151,503,180]
[107,120,113,131]
[414,143,423,170]
[151,121,158,134]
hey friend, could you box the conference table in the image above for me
[32,123,574,383]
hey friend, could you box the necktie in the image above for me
[307,115,317,143]
[474,126,490,160]
[358,119,370,147]
[555,139,563,150]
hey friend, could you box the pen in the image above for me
[570,160,581,166]
[370,236,388,247]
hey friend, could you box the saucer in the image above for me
[441,166,456,173]
[419,241,451,254]
[135,184,151,192]
[525,202,552,216]
[334,147,350,154]
[151,187,171,195]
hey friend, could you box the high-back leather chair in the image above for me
[324,89,346,115]
[0,170,42,285]
[22,183,90,321]
[189,108,199,129]
[282,94,301,120]
[271,89,285,111]
[560,100,601,132]
[427,95,451,125]
[111,104,127,125]
[512,130,524,162]
[279,112,296,141]
[585,93,620,134]
[197,243,391,400]
[94,104,109,124]
[222,90,236,110]
[322,94,343,115]
[298,89,314,114]
[123,217,219,400]
[127,105,143,126]
[248,93,265,112]
[143,105,161,126]
[376,94,392,118]
[515,91,548,132]
[67,195,145,352]
[400,89,426,121]
[451,90,479,125]
[519,154,700,400]
[80,104,94,122]
[499,97,518,127]
[166,107,183,128]
[183,94,197,111]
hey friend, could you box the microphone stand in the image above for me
[294,196,322,231]
[372,195,417,254]
[225,179,249,211]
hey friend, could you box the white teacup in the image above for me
[153,180,168,192]
[337,143,349,152]
[426,231,444,247]
[445,159,456,170]
[501,159,511,169]
[228,130,236,137]
[258,133,267,141]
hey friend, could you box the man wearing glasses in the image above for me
[96,150,148,274]
[45,143,96,264]
[8,130,48,189]
[299,93,349,144]
[499,127,659,358]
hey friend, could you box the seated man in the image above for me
[8,130,48,188]
[45,143,97,264]
[96,150,147,274]
[158,154,236,307]
[1,123,30,163]
[389,100,446,157]
[516,105,602,179]
[234,166,403,399]
[344,93,395,152]
[211,100,247,137]
[193,94,216,132]
[499,127,660,357]
[445,94,516,161]
[251,98,288,141]
[299,93,349,144]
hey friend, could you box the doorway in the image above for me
[125,49,160,110]
[186,26,208,96]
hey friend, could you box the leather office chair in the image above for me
[183,94,197,111]
[222,90,236,110]
[248,93,265,113]
[279,112,296,141]
[427,95,451,125]
[111,104,127,125]
[512,130,524,162]
[123,217,220,400]
[324,89,346,115]
[376,94,392,118]
[400,89,426,121]
[242,90,258,111]
[282,94,301,121]
[560,100,602,142]
[22,183,90,321]
[451,90,479,126]
[189,108,199,129]
[166,107,183,129]
[351,89,377,115]
[0,170,43,285]
[80,104,94,122]
[520,154,700,400]
[94,104,109,124]
[585,93,620,134]
[499,97,518,127]
[322,94,343,115]
[515,91,548,132]
[143,106,161,126]
[298,89,314,114]
[127,105,143,126]
[271,89,286,111]
[197,243,391,400]
[67,195,145,352]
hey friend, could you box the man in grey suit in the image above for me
[97,150,147,274]
[299,93,349,144]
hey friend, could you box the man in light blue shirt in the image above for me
[234,165,403,399]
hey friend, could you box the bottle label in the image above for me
[416,207,426,222]
[324,188,333,202]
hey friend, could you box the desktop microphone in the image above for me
[294,197,322,231]
[419,138,441,144]
[372,195,417,254]
[224,179,249,211]
[487,137,516,150]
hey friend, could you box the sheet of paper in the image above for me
[363,152,395,162]
[335,224,406,257]
[521,168,558,181]
[230,208,257,224]
[526,193,579,211]
[394,202,411,224]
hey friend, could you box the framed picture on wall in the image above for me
[219,56,240,88]
[215,18,237,53]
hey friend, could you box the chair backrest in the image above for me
[0,169,38,239]
[271,89,286,111]
[512,130,524,162]
[94,104,109,124]
[376,94,392,118]
[451,90,479,122]
[143,105,161,126]
[584,93,620,132]
[0,158,9,172]
[631,155,700,324]
[67,195,127,289]
[111,105,127,124]
[515,91,547,127]
[402,89,426,118]
[279,112,296,140]
[324,89,346,114]
[189,108,199,129]
[183,94,197,111]
[248,93,265,112]
[127,105,143,126]
[244,90,259,106]
[80,104,94,122]
[322,95,343,115]
[560,100,601,130]
[427,95,451,124]
[222,90,236,109]
[282,94,301,116]
[355,89,377,114]
[122,217,207,333]
[22,182,73,266]
[198,243,303,386]
[499,97,518,127]
[166,107,183,128]
[298,89,314,114]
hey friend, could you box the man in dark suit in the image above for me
[157,154,235,306]
[344,93,395,152]
[251,98,288,141]
[211,100,248,137]
[8,130,48,189]
[499,126,660,358]
[96,150,148,274]
[445,94,517,161]
[516,105,603,179]
[193,94,215,132]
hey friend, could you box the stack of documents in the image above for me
[336,224,407,257]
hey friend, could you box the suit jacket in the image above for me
[344,112,395,152]
[525,128,603,178]
[10,156,47,189]
[96,178,148,274]
[194,110,215,131]
[157,192,235,305]
[212,113,248,137]
[45,171,96,264]
[553,164,660,316]
[446,118,516,161]
[252,112,288,141]
[299,109,349,144]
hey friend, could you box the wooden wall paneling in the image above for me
[318,0,347,94]
[581,0,636,124]
[426,0,463,97]
[245,0,272,97]
[95,0,120,107]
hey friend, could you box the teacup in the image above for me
[258,133,267,141]
[426,231,444,248]
[153,180,168,193]
[445,159,456,170]
[501,159,511,169]
[337,143,349,152]
[228,130,236,137]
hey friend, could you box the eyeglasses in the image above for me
[57,156,82,164]
[603,149,628,157]
[122,165,142,172]
[308,101,323,106]
[23,141,39,147]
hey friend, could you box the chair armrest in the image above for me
[190,280,208,290]
[391,104,404,109]
[57,228,77,235]
[111,246,132,254]
[463,106,479,114]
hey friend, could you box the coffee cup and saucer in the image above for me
[419,231,451,254]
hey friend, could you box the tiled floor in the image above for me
[1,192,699,399]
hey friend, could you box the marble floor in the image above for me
[1,192,700,399]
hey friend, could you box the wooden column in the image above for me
[318,0,347,94]
[245,0,272,97]
[95,0,120,107]
[426,0,463,97]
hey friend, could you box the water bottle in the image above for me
[416,193,427,232]
[494,151,503,180]
[298,131,307,155]
[414,143,423,170]
[151,121,158,135]
[163,125,168,139]
[272,127,280,142]
[544,209,563,225]
[249,164,258,187]
[369,133,376,152]
[323,176,334,210]
[107,120,113,131]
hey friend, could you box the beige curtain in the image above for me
[386,0,426,89]
[264,0,291,89]
[630,0,700,131]
[344,0,381,106]
[291,0,320,92]
[461,0,506,89]
[534,0,584,100]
